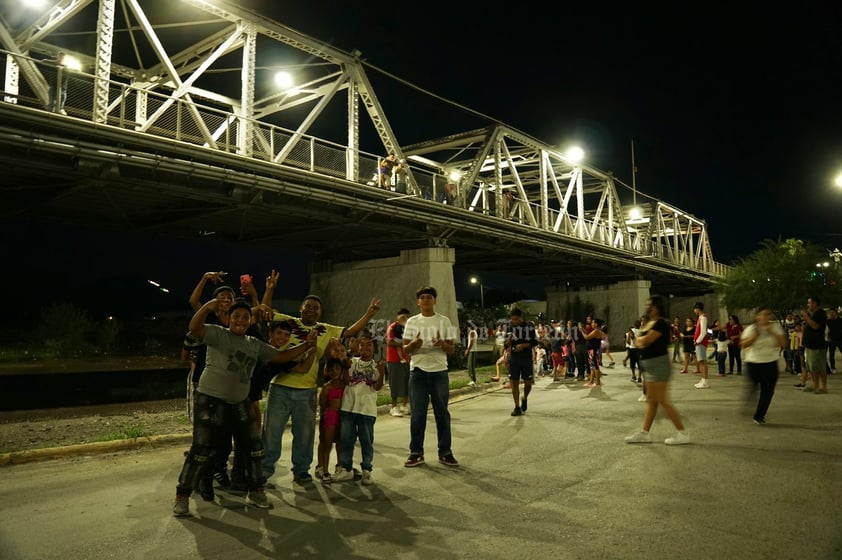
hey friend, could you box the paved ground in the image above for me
[0,363,841,560]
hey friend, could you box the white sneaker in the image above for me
[399,405,410,415]
[467,381,476,387]
[624,431,651,443]
[361,470,373,486]
[389,406,403,417]
[332,468,355,482]
[637,393,647,402]
[664,431,690,445]
[694,380,710,389]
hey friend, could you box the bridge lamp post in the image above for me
[469,276,484,309]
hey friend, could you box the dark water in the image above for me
[0,368,186,411]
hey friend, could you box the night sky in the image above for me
[6,1,842,316]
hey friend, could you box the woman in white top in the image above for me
[740,306,787,425]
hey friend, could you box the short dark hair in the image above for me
[693,301,704,310]
[510,308,523,317]
[302,294,322,305]
[212,285,235,298]
[397,307,411,315]
[416,286,437,298]
[228,298,252,316]
[269,320,293,332]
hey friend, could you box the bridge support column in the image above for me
[310,247,458,339]
[546,279,651,348]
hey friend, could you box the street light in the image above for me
[469,276,484,309]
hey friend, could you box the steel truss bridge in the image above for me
[0,0,729,295]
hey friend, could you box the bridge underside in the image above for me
[0,106,712,296]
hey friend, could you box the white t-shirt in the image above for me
[403,312,458,372]
[741,323,785,364]
[341,357,380,417]
[467,329,479,353]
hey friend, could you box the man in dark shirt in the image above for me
[505,308,539,416]
[800,296,828,393]
[825,309,842,373]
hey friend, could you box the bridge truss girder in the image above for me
[0,0,726,280]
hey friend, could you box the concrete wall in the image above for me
[670,294,727,326]
[309,247,459,339]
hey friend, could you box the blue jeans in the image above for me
[339,411,375,472]
[408,368,451,457]
[261,384,316,479]
[717,351,727,374]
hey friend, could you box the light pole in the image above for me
[469,276,484,309]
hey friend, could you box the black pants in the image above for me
[728,344,742,373]
[176,392,264,496]
[746,361,778,422]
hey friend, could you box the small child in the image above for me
[316,357,349,483]
[316,338,350,480]
[716,330,729,375]
[333,332,384,485]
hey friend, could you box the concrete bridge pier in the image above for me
[309,247,459,339]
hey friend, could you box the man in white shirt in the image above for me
[402,286,460,468]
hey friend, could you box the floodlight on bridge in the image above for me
[835,173,842,188]
[564,146,584,164]
[629,206,643,220]
[63,55,82,72]
[449,169,462,182]
[274,71,294,90]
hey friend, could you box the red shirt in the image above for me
[385,320,407,363]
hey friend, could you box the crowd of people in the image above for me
[172,271,836,517]
[172,275,460,517]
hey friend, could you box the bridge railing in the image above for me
[2,52,730,277]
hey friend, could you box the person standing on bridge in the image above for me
[378,154,397,189]
[260,270,382,486]
[625,295,690,445]
[45,51,68,115]
[173,298,317,517]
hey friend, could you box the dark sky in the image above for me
[241,0,842,262]
[7,1,842,316]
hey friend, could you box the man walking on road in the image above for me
[506,308,539,415]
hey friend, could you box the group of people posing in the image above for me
[173,273,460,517]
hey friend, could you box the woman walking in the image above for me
[625,295,689,445]
[740,307,787,424]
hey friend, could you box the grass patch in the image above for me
[96,422,147,442]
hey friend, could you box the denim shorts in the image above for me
[640,354,672,383]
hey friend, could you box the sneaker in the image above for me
[664,431,690,445]
[803,386,814,393]
[332,468,355,482]
[794,383,806,388]
[404,454,425,468]
[389,406,403,417]
[213,469,231,488]
[59,109,67,116]
[361,470,374,486]
[438,454,459,467]
[520,398,528,412]
[246,489,273,509]
[625,431,651,443]
[467,381,476,387]
[694,380,710,389]
[198,477,215,501]
[511,406,522,416]
[400,404,410,415]
[314,466,326,480]
[753,418,766,425]
[172,494,190,517]
[637,393,648,402]
[294,472,313,483]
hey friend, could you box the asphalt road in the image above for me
[1,366,840,560]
